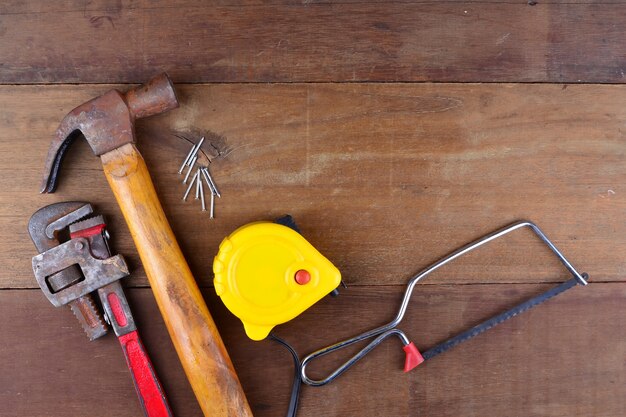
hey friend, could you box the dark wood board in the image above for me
[1,2,625,83]
[2,83,624,289]
[1,284,623,416]
[1,1,625,414]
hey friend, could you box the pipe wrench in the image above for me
[28,201,172,417]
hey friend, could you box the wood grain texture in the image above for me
[0,2,625,83]
[102,143,252,417]
[1,284,624,416]
[1,1,624,415]
[3,83,624,288]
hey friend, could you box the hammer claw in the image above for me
[40,130,82,193]
[40,73,178,194]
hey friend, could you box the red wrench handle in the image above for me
[118,330,173,417]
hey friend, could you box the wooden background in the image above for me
[1,1,625,416]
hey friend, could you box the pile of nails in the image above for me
[178,137,221,218]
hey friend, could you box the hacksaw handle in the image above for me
[101,143,252,417]
[119,330,172,417]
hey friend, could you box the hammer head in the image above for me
[40,73,179,193]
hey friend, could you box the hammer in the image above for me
[40,74,252,417]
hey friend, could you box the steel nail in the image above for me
[203,167,221,198]
[210,192,215,218]
[201,170,213,195]
[178,143,197,174]
[200,168,216,195]
[187,136,205,166]
[195,168,201,199]
[200,177,206,211]
[183,171,199,201]
[183,155,197,184]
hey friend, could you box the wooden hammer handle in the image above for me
[102,143,253,417]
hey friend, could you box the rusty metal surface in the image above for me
[70,216,138,337]
[40,73,179,193]
[28,202,91,292]
[28,202,129,341]
[27,202,107,339]
[32,237,129,307]
[68,295,108,341]
[28,201,91,252]
[45,204,94,241]
[125,73,179,120]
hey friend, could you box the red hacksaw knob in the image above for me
[403,342,424,372]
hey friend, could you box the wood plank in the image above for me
[1,0,618,14]
[0,283,623,416]
[2,83,624,288]
[0,2,625,83]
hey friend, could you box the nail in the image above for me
[200,168,216,195]
[200,177,206,211]
[183,171,199,201]
[187,136,205,166]
[195,168,201,199]
[178,142,198,174]
[183,155,197,184]
[210,192,215,218]
[202,167,221,198]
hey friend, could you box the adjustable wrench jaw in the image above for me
[28,202,94,294]
[28,201,93,253]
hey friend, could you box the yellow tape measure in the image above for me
[214,221,341,340]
